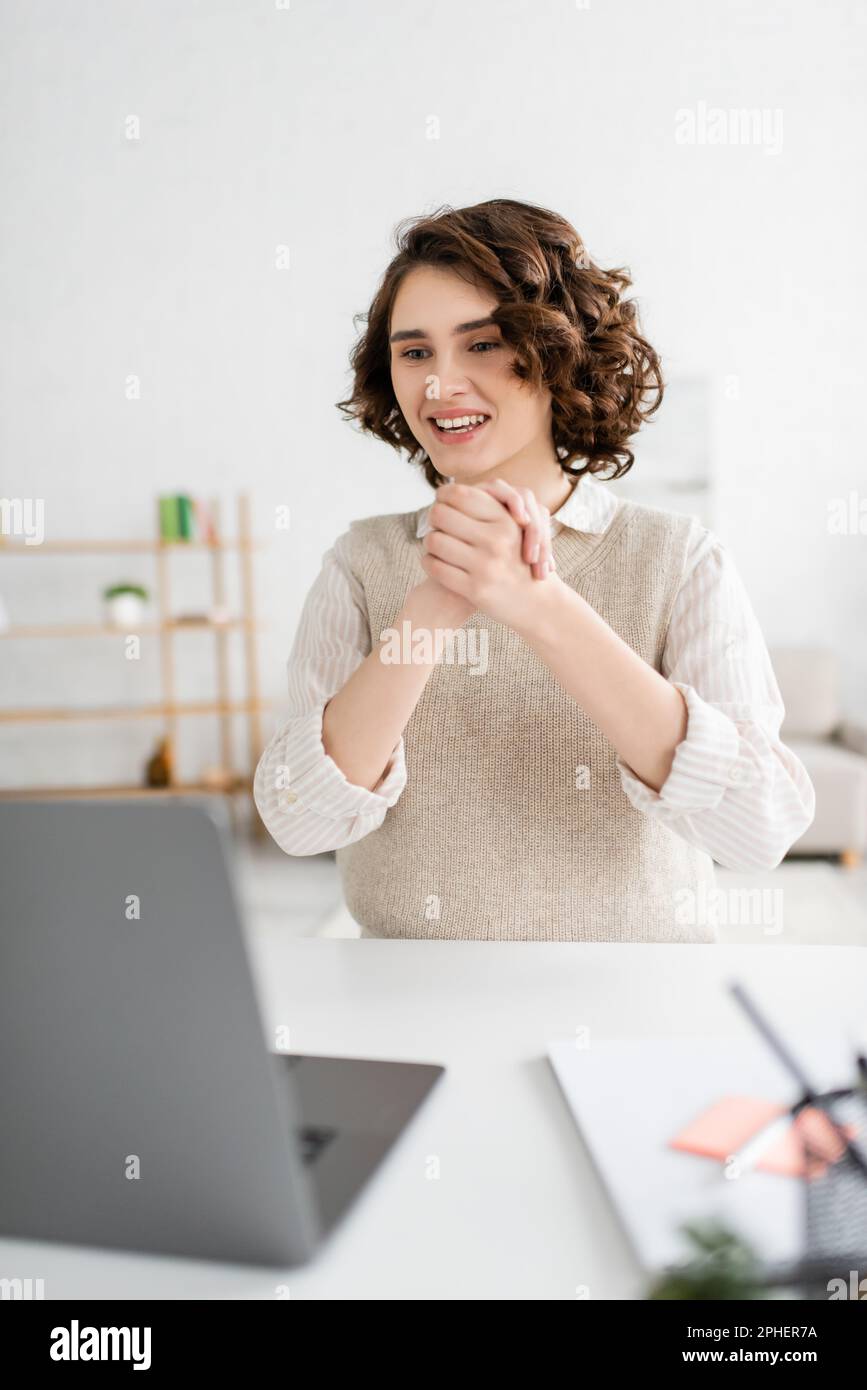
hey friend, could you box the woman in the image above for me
[254,198,814,942]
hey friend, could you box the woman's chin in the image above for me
[434,454,498,484]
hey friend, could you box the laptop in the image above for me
[0,800,444,1266]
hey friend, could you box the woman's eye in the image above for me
[399,341,499,361]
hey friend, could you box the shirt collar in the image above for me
[415,472,617,538]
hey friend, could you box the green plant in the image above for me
[103,582,149,601]
[646,1220,769,1300]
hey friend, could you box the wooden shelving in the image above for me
[0,539,261,554]
[0,494,272,827]
[0,700,271,724]
[0,619,259,639]
[4,779,252,800]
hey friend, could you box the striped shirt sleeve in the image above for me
[253,532,407,855]
[616,529,816,871]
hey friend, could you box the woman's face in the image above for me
[389,265,554,483]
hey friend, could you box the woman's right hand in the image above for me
[474,479,555,580]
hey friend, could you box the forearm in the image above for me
[513,576,688,792]
[322,581,466,791]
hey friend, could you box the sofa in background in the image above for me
[771,647,867,866]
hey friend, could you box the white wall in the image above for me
[2,0,866,788]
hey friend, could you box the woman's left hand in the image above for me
[420,480,558,629]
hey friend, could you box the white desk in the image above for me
[2,940,864,1300]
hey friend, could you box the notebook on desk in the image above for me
[546,1031,856,1273]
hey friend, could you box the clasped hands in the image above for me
[418,479,558,629]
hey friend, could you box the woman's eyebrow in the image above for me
[389,316,498,344]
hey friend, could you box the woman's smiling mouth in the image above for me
[428,411,491,443]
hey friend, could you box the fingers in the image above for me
[428,499,486,547]
[535,501,554,579]
[434,481,507,524]
[514,487,554,580]
[469,479,554,579]
[419,548,473,597]
[431,479,555,581]
[423,527,476,572]
[520,489,542,569]
[474,478,531,528]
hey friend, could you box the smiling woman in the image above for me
[338,198,664,492]
[253,198,815,942]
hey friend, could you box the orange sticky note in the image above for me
[669,1096,859,1179]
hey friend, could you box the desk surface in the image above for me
[2,940,864,1300]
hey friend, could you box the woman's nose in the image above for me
[431,358,474,396]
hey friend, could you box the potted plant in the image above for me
[103,582,149,629]
[646,1221,769,1300]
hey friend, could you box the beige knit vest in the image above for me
[335,496,718,943]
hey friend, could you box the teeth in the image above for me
[434,414,487,430]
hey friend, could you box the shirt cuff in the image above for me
[269,702,406,821]
[616,681,762,815]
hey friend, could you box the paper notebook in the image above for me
[547,1032,858,1270]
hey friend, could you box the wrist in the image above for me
[403,579,473,632]
[509,572,584,648]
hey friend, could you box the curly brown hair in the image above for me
[336,198,664,490]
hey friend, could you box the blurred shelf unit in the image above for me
[0,619,255,638]
[2,780,251,800]
[0,493,274,817]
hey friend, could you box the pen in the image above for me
[728,982,867,1177]
[728,1110,794,1176]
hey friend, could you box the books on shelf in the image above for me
[158,495,218,544]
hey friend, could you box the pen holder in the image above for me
[798,1089,867,1296]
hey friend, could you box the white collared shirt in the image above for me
[254,474,815,870]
